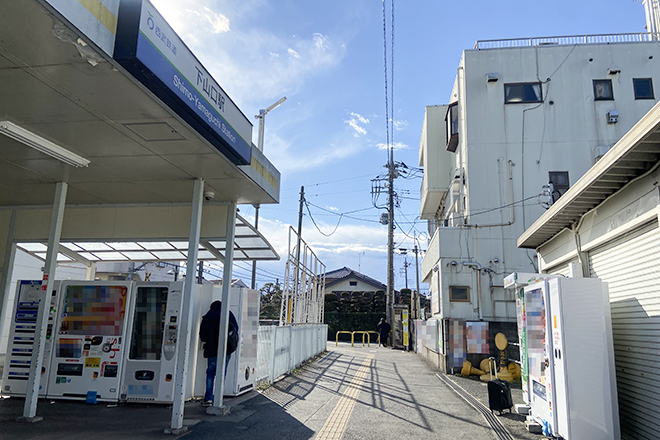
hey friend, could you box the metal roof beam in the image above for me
[58,245,93,267]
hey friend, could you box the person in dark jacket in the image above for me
[199,300,239,406]
[377,318,391,347]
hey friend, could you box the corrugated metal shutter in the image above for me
[588,221,660,440]
[546,259,576,277]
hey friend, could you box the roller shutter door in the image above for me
[546,259,576,277]
[588,221,660,440]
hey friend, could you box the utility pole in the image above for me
[413,239,421,320]
[401,257,410,289]
[387,150,395,327]
[291,186,305,324]
[251,204,259,289]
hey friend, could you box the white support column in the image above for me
[169,179,204,433]
[208,201,237,415]
[0,209,18,352]
[21,182,67,421]
[85,262,96,281]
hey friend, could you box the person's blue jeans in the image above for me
[204,354,232,402]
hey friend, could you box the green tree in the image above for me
[259,282,282,320]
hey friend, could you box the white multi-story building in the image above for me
[418,31,660,371]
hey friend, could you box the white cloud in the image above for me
[351,112,369,124]
[150,0,346,108]
[346,120,367,136]
[376,141,408,151]
[344,112,369,137]
[187,6,230,34]
[266,132,364,173]
[393,120,408,131]
[287,48,301,58]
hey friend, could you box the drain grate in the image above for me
[436,373,515,440]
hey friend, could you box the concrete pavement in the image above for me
[0,343,541,439]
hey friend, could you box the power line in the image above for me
[307,202,380,223]
[305,201,343,237]
[281,173,377,192]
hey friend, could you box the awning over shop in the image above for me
[518,101,660,249]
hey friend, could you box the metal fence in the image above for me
[255,324,328,385]
[474,32,660,50]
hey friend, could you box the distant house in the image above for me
[325,267,386,295]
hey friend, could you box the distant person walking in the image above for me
[199,300,239,406]
[377,317,391,347]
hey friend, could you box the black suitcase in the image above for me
[487,379,513,414]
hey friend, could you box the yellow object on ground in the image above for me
[496,368,514,382]
[461,360,486,377]
[508,362,521,380]
[479,367,514,383]
[479,358,496,374]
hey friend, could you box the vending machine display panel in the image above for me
[46,282,132,402]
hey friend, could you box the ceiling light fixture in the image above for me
[0,121,90,167]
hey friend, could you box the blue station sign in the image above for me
[113,0,252,165]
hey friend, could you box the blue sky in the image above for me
[150,0,647,292]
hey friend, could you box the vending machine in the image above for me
[2,280,60,396]
[392,304,409,349]
[503,272,559,404]
[193,285,260,398]
[224,288,259,397]
[46,281,133,402]
[522,277,619,440]
[120,281,200,403]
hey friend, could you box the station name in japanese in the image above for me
[195,66,226,114]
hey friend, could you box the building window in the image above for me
[549,171,569,202]
[449,286,470,302]
[349,281,357,287]
[593,79,614,101]
[633,78,655,100]
[504,83,542,103]
[446,102,459,152]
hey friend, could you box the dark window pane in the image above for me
[505,83,542,103]
[634,78,654,99]
[449,286,469,302]
[593,80,614,100]
[549,171,569,202]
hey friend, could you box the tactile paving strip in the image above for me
[315,354,374,440]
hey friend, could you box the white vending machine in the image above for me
[46,281,133,402]
[224,288,259,397]
[522,277,619,440]
[503,272,559,405]
[2,280,60,397]
[193,285,260,398]
[120,281,200,403]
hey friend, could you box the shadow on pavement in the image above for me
[0,392,315,440]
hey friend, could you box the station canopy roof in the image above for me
[16,213,278,263]
[0,1,281,263]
